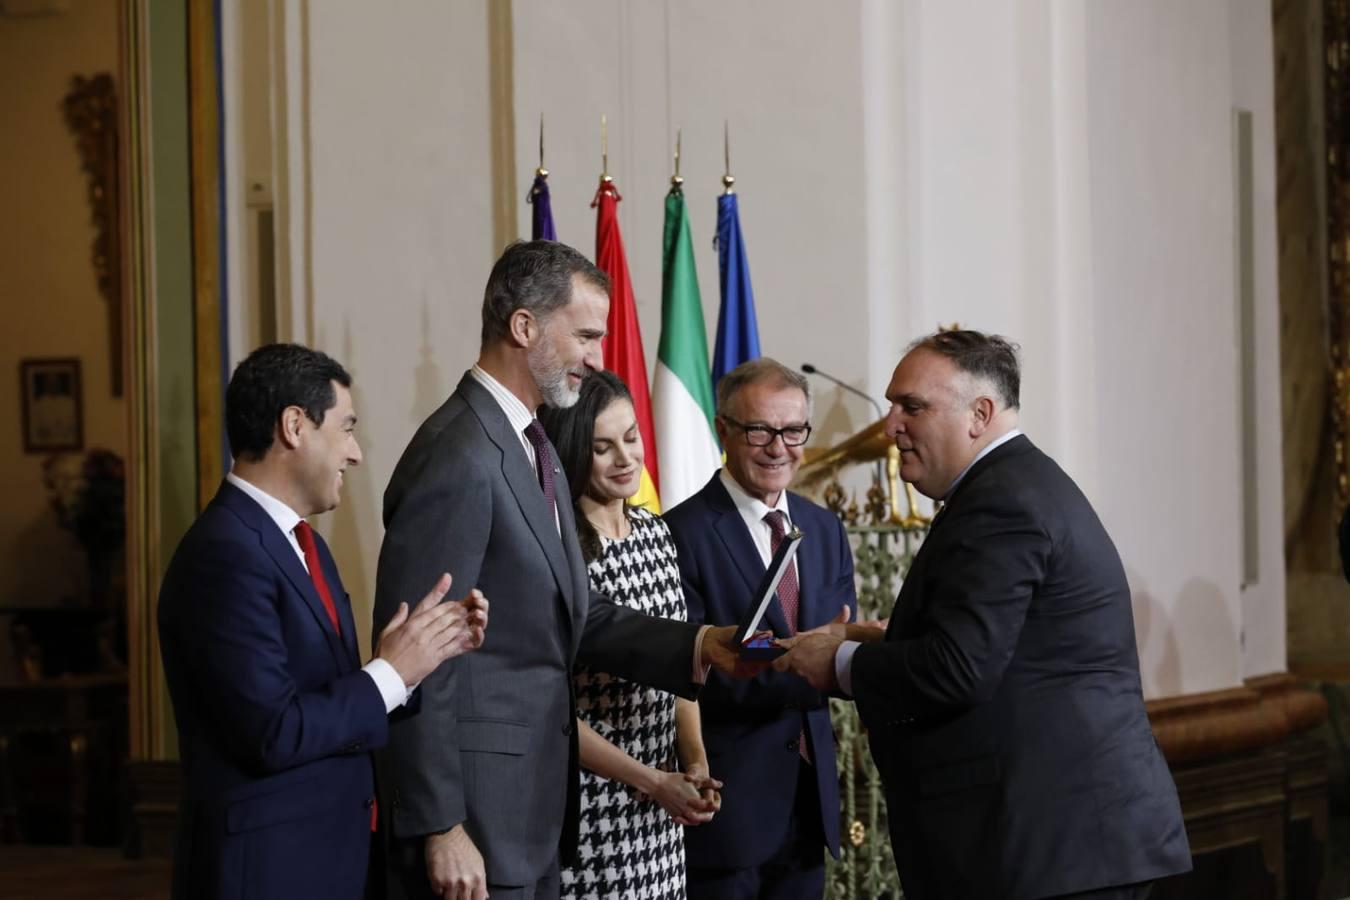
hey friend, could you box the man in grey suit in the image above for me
[373,241,748,900]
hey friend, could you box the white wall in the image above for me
[511,0,874,446]
[238,0,1286,695]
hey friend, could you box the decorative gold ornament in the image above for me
[62,73,122,397]
[849,819,866,847]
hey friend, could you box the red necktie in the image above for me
[293,521,341,636]
[764,510,810,764]
[295,520,376,829]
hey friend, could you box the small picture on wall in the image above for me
[21,358,83,453]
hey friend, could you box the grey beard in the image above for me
[529,350,581,409]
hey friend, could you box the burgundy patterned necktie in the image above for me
[763,511,800,633]
[764,510,809,764]
[523,419,557,516]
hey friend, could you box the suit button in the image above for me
[364,796,375,809]
[786,739,799,752]
[562,722,575,736]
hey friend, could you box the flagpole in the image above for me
[527,114,557,240]
[600,114,612,186]
[536,114,547,178]
[672,128,684,190]
[723,120,735,194]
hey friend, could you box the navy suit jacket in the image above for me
[158,480,387,900]
[852,436,1191,899]
[664,473,857,869]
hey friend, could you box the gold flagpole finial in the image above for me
[671,128,684,188]
[722,120,735,194]
[600,114,612,184]
[536,114,547,178]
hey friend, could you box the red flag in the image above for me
[593,178,661,510]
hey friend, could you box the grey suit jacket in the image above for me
[372,373,701,895]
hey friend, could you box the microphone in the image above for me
[801,363,885,421]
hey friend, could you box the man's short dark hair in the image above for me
[909,330,1021,410]
[226,343,351,462]
[480,240,610,345]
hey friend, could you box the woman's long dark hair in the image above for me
[538,370,635,563]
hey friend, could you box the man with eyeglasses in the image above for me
[664,357,858,900]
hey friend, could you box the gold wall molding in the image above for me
[488,0,517,251]
[188,0,223,510]
[122,0,164,760]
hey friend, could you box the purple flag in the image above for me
[528,173,557,241]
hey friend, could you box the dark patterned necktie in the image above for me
[764,510,809,764]
[763,511,800,633]
[293,521,341,635]
[523,419,557,517]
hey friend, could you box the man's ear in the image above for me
[969,395,997,437]
[507,309,537,349]
[714,415,730,448]
[278,405,307,450]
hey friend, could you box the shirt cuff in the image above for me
[835,640,861,697]
[692,624,712,684]
[363,657,410,714]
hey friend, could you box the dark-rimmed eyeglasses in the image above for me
[720,416,812,447]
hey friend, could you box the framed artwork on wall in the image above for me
[20,358,84,453]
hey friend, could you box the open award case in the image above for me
[734,526,805,660]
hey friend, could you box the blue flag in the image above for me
[712,191,760,387]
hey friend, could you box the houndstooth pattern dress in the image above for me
[561,507,688,900]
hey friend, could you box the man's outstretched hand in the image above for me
[773,632,845,693]
[699,625,772,679]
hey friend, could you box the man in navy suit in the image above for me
[777,331,1192,899]
[158,343,489,900]
[664,357,858,900]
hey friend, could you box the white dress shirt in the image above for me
[833,429,1024,695]
[226,471,409,713]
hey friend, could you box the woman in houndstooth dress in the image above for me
[540,371,720,900]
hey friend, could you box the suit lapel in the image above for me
[319,545,361,666]
[459,377,577,623]
[886,434,1034,639]
[216,482,351,670]
[706,477,792,637]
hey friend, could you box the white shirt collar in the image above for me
[226,471,303,537]
[943,428,1023,499]
[470,364,535,435]
[719,467,792,525]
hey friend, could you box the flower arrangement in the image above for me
[42,448,126,562]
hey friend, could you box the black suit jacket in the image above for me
[373,374,702,896]
[851,435,1191,899]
